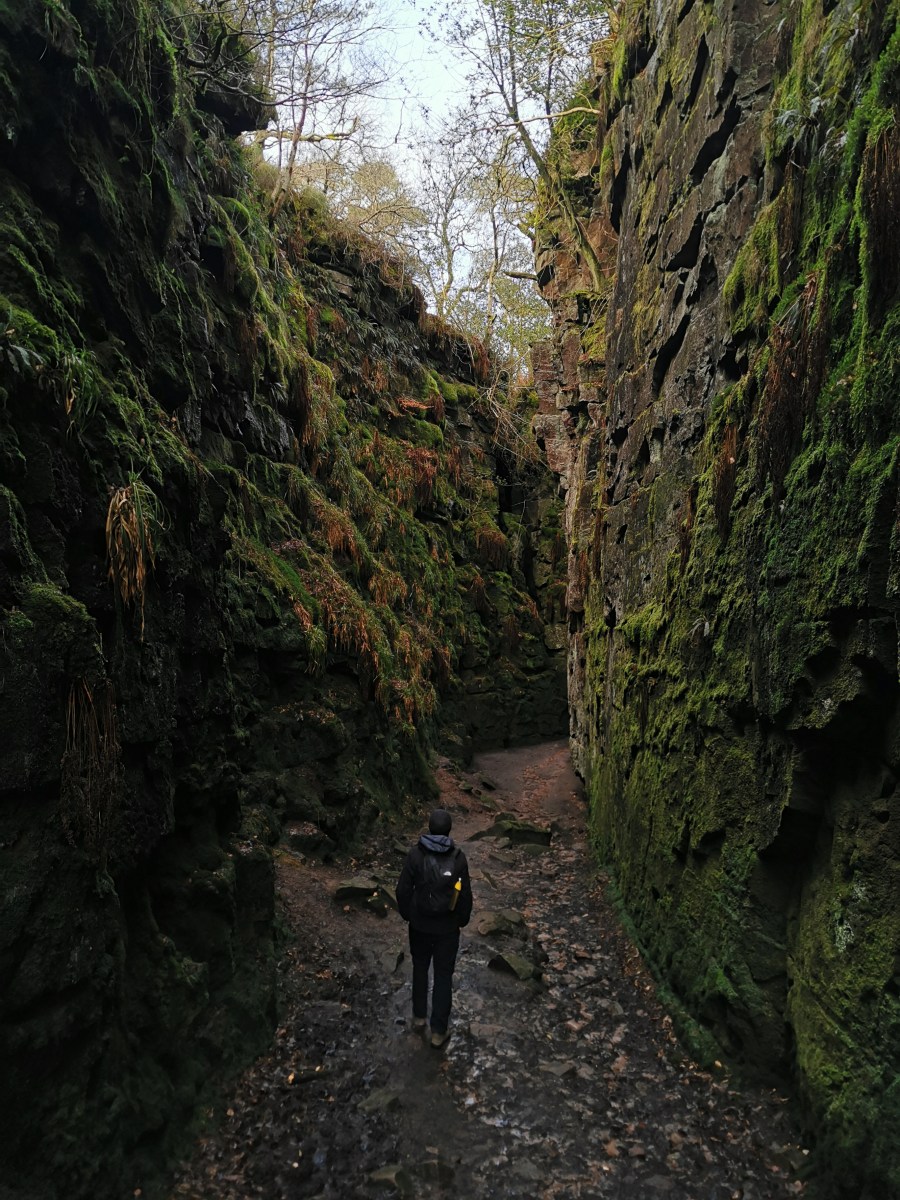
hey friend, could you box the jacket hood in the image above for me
[419,833,454,854]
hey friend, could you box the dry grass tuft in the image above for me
[591,508,604,576]
[678,483,698,570]
[304,565,382,687]
[397,395,431,414]
[501,614,521,654]
[433,644,452,691]
[60,679,122,868]
[550,531,567,571]
[468,338,491,383]
[106,477,160,636]
[574,548,590,599]
[757,272,827,497]
[712,424,739,539]
[311,493,358,561]
[406,446,440,506]
[286,357,312,446]
[544,578,568,622]
[475,524,509,570]
[865,123,900,310]
[305,303,319,347]
[368,565,408,608]
[468,572,493,615]
[430,389,446,424]
[444,442,462,487]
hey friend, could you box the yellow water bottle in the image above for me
[450,878,462,910]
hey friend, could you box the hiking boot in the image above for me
[430,1029,449,1048]
[412,1016,427,1029]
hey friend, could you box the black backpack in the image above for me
[415,849,461,917]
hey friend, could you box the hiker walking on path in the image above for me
[395,808,473,1047]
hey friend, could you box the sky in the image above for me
[365,0,470,155]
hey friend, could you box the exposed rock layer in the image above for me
[535,1,900,1195]
[0,2,565,1195]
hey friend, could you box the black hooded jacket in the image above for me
[395,833,473,934]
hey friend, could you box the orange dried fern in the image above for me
[106,476,160,636]
[60,679,122,868]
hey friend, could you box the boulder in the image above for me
[488,950,538,981]
[471,816,552,845]
[333,877,379,901]
[358,1088,402,1115]
[476,909,526,938]
[368,1165,414,1197]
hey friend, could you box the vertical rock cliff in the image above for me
[0,2,566,1194]
[535,0,900,1194]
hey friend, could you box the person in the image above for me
[395,808,473,1047]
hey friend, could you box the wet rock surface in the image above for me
[531,1,900,1190]
[169,741,808,1199]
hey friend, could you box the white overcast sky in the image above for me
[369,0,469,151]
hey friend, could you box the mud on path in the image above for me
[170,740,809,1200]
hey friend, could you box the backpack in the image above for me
[415,849,462,917]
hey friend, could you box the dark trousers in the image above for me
[409,926,460,1034]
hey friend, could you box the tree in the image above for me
[430,0,612,292]
[295,157,428,251]
[187,0,396,211]
[411,112,549,378]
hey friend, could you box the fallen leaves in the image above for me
[168,749,809,1200]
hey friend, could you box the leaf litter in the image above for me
[169,739,810,1200]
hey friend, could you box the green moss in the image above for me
[0,485,46,583]
[411,418,444,448]
[618,599,666,650]
[580,2,900,1190]
[20,581,100,671]
[0,2,569,1193]
[722,201,783,335]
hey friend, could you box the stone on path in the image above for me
[358,1087,402,1115]
[368,1164,414,1196]
[284,821,335,856]
[476,909,526,938]
[539,1060,577,1078]
[380,947,405,974]
[520,842,550,857]
[471,815,553,845]
[469,1021,509,1038]
[488,848,517,865]
[417,1157,455,1184]
[488,950,538,980]
[373,875,399,907]
[334,877,380,900]
[334,878,397,916]
[511,1160,543,1182]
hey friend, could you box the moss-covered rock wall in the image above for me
[535,0,900,1194]
[0,2,566,1194]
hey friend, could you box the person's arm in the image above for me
[395,850,415,921]
[455,851,473,927]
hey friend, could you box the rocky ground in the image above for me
[168,740,811,1200]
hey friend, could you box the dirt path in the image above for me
[170,740,809,1200]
